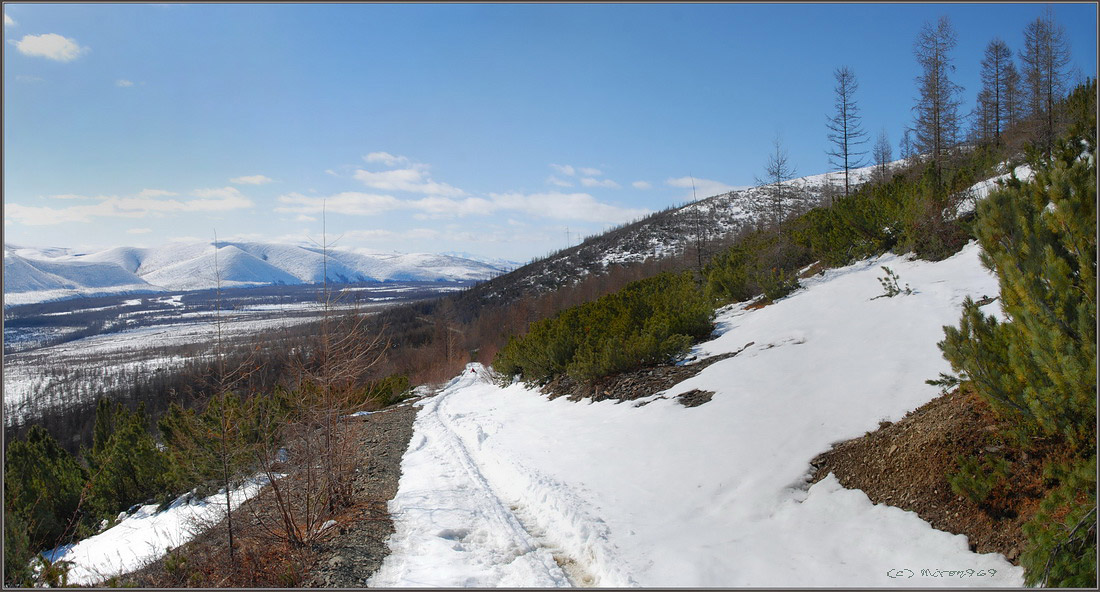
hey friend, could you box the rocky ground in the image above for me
[120,400,419,587]
[115,369,1047,586]
[304,403,418,587]
[809,386,1053,564]
[539,345,750,404]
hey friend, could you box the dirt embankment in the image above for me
[809,387,1053,564]
[540,345,752,404]
[123,402,419,587]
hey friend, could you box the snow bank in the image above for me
[42,475,276,586]
[371,242,1024,587]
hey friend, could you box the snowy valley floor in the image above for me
[369,242,1025,588]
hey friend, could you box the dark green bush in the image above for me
[84,400,177,523]
[1020,456,1096,587]
[947,453,1012,504]
[494,271,713,384]
[4,425,87,552]
[358,374,411,407]
[938,80,1096,587]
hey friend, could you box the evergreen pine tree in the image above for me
[937,80,1096,586]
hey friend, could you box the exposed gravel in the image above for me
[808,387,1050,564]
[540,346,749,403]
[304,402,419,587]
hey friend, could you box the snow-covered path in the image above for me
[370,243,1026,587]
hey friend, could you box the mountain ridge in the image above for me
[2,241,511,306]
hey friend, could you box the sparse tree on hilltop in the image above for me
[872,128,893,183]
[826,66,868,199]
[1021,7,1072,156]
[755,135,798,231]
[973,38,1020,144]
[912,16,963,164]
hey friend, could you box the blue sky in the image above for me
[4,3,1096,263]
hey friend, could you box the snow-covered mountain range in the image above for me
[3,242,517,306]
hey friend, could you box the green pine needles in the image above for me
[494,271,714,384]
[874,266,912,298]
[936,80,1096,587]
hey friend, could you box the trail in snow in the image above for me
[371,243,1026,588]
[368,368,572,587]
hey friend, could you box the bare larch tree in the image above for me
[872,128,892,183]
[826,66,868,199]
[1021,7,1071,157]
[972,38,1020,144]
[755,135,797,231]
[912,16,963,165]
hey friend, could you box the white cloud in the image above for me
[137,188,178,198]
[580,177,620,189]
[16,74,43,83]
[13,33,88,62]
[230,174,273,185]
[666,176,740,198]
[275,188,646,224]
[295,214,317,222]
[126,228,152,234]
[632,181,652,190]
[549,163,576,177]
[116,79,134,87]
[187,187,253,211]
[486,191,648,223]
[343,228,442,242]
[546,175,573,188]
[5,187,253,226]
[551,164,604,178]
[353,167,466,197]
[275,192,403,216]
[5,13,16,27]
[364,152,414,168]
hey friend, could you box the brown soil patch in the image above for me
[115,402,419,587]
[541,342,753,403]
[676,389,715,407]
[809,387,1056,564]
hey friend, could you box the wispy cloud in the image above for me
[632,181,652,190]
[137,189,178,198]
[4,13,16,27]
[126,228,152,234]
[550,163,605,179]
[6,187,253,226]
[549,163,576,177]
[276,189,647,224]
[12,33,88,62]
[342,228,442,242]
[580,177,620,189]
[485,191,647,223]
[230,174,273,185]
[116,79,134,87]
[15,74,43,83]
[275,192,403,216]
[363,152,412,168]
[546,175,573,188]
[666,176,741,198]
[353,167,466,197]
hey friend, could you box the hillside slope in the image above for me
[457,163,883,306]
[369,241,1024,587]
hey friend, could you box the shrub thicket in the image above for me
[83,399,177,523]
[936,80,1096,587]
[3,425,87,585]
[494,271,713,384]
